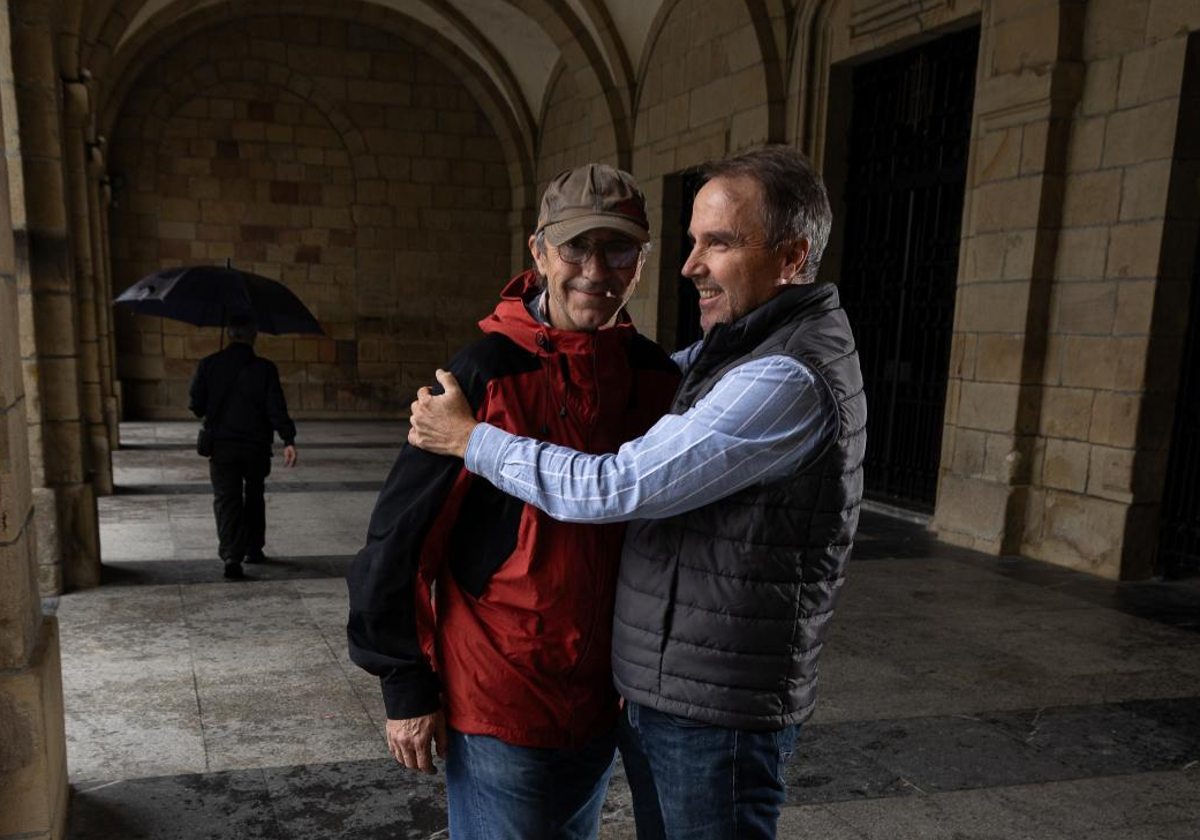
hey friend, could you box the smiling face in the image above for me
[683,175,810,334]
[530,228,643,332]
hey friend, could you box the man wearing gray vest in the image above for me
[408,145,866,840]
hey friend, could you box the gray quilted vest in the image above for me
[612,282,866,730]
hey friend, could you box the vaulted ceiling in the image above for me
[55,0,714,145]
[47,0,798,206]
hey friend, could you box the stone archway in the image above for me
[89,2,536,216]
[105,14,518,419]
[535,57,621,198]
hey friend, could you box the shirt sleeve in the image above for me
[464,355,837,524]
[670,341,702,376]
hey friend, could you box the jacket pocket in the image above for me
[447,480,525,598]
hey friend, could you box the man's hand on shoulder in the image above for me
[283,445,297,467]
[408,369,478,459]
[385,710,447,775]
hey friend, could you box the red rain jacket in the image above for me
[348,271,679,747]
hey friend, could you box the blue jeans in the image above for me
[445,727,616,840]
[617,702,799,840]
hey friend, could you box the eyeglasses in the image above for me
[556,237,642,269]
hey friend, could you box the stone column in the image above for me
[63,74,113,496]
[932,0,1085,556]
[0,19,69,833]
[6,0,101,591]
[88,143,121,455]
[97,172,121,429]
[507,205,537,276]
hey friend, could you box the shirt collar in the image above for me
[525,288,551,326]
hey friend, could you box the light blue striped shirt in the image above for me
[463,341,838,524]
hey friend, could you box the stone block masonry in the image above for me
[108,15,513,419]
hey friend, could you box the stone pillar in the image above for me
[88,144,121,455]
[507,205,537,277]
[93,174,122,436]
[63,75,113,496]
[6,0,101,591]
[0,20,69,834]
[932,0,1085,557]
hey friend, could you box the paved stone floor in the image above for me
[51,421,1200,839]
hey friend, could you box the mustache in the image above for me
[570,284,621,298]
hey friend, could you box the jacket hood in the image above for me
[478,269,637,356]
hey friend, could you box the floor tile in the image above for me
[60,421,1200,838]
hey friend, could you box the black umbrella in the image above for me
[114,263,324,335]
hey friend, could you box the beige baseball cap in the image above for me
[537,164,650,246]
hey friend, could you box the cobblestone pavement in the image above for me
[56,422,1200,839]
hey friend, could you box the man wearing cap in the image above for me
[347,164,679,839]
[408,145,866,839]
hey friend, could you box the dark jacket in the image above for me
[612,283,867,730]
[346,271,679,748]
[188,342,296,450]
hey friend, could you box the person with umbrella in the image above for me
[116,262,317,580]
[188,315,297,580]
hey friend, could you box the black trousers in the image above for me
[209,443,272,563]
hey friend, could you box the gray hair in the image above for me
[701,145,832,282]
[533,230,548,288]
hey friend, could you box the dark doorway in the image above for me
[838,27,979,510]
[675,170,705,351]
[658,169,704,353]
[1157,239,1200,579]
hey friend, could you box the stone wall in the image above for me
[927,0,1200,579]
[930,0,1078,560]
[5,0,103,593]
[633,0,775,178]
[1016,3,1200,577]
[0,20,68,830]
[108,15,513,419]
[536,63,618,200]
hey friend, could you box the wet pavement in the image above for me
[54,421,1200,839]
